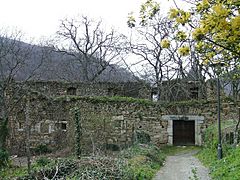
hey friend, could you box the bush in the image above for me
[36,157,51,166]
[34,144,51,155]
[136,131,151,144]
[105,143,120,151]
[121,144,165,179]
[1,144,165,179]
[0,149,9,169]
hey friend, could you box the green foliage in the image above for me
[105,143,120,151]
[1,144,165,179]
[120,144,165,179]
[189,167,199,180]
[162,99,214,108]
[15,159,78,180]
[210,147,240,179]
[55,95,155,106]
[0,167,27,179]
[197,122,240,179]
[0,149,9,169]
[161,145,201,156]
[136,131,151,144]
[34,144,51,155]
[36,157,51,167]
[73,108,82,158]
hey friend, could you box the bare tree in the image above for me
[54,15,127,82]
[128,15,179,101]
[127,8,215,101]
[0,28,43,150]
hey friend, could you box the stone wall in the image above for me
[20,81,151,99]
[7,93,240,155]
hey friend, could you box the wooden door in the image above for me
[173,120,195,145]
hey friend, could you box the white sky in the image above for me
[0,0,188,42]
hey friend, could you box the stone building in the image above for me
[7,82,240,155]
[22,80,151,99]
[3,78,239,156]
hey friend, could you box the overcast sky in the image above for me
[0,0,188,42]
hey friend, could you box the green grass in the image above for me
[197,121,240,180]
[0,166,27,179]
[161,145,201,156]
[120,144,166,180]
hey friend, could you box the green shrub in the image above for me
[2,144,165,179]
[121,144,165,180]
[36,157,51,166]
[130,165,156,180]
[0,149,9,169]
[34,144,51,155]
[105,143,120,151]
[136,131,151,144]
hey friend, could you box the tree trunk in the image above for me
[25,98,31,175]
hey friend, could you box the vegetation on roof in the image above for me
[54,95,155,106]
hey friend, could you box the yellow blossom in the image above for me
[169,9,179,19]
[192,28,204,40]
[232,16,240,30]
[178,45,190,56]
[176,31,187,41]
[161,39,170,48]
[213,4,230,17]
[202,58,210,65]
[196,42,204,51]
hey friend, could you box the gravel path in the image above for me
[153,150,211,180]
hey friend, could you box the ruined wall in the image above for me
[20,81,151,99]
[8,93,240,155]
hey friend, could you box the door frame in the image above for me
[162,115,205,146]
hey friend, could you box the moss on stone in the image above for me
[54,95,155,106]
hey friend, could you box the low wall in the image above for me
[8,94,240,155]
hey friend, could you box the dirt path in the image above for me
[153,150,211,180]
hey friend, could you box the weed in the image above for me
[0,149,9,169]
[189,167,199,180]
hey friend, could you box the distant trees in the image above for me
[55,16,128,82]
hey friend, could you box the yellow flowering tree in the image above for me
[134,0,239,63]
[133,0,240,99]
[127,4,209,100]
[170,0,240,99]
[171,0,239,64]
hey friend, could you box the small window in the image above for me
[67,87,77,95]
[151,92,158,102]
[18,122,24,131]
[48,124,55,133]
[55,122,67,131]
[31,123,41,133]
[61,123,67,130]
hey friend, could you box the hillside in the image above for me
[0,38,136,83]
